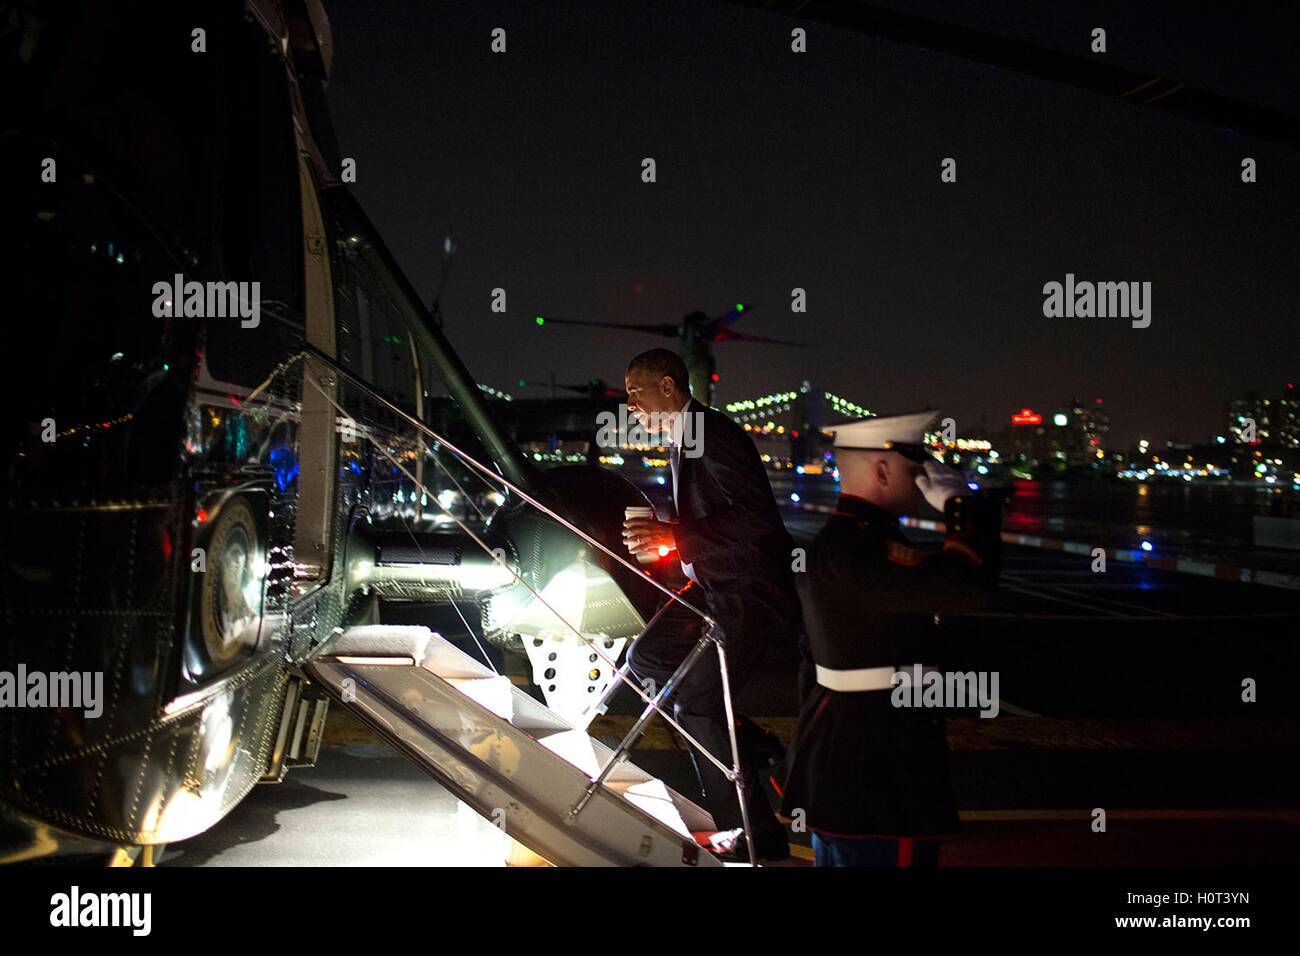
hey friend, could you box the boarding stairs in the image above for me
[304,624,724,867]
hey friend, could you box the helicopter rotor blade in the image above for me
[714,302,752,327]
[713,328,812,347]
[534,316,679,336]
[516,378,625,398]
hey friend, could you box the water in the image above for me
[633,465,1300,566]
[1000,480,1297,555]
[767,471,1299,561]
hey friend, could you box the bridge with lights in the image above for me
[479,380,882,469]
[722,384,877,469]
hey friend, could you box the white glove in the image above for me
[914,459,970,511]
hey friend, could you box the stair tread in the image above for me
[315,625,719,861]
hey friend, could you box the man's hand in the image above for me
[914,459,970,511]
[622,516,677,556]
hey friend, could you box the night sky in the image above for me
[325,1,1300,446]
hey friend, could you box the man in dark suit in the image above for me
[621,348,801,862]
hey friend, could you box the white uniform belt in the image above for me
[815,663,936,692]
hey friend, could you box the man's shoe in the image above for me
[695,828,790,863]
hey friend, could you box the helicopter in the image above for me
[533,305,809,405]
[0,0,679,863]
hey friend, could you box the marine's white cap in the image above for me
[832,410,937,460]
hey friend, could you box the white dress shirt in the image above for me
[666,398,698,583]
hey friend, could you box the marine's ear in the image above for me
[873,457,891,488]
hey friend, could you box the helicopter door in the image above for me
[293,152,338,584]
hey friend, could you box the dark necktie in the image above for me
[669,442,682,516]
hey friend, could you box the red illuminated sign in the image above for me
[1011,408,1042,426]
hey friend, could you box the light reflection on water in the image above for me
[639,467,1297,554]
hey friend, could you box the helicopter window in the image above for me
[373,300,419,412]
[331,240,418,414]
[415,343,506,526]
[319,187,501,524]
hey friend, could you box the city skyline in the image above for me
[576,377,1299,449]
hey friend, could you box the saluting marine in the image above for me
[780,411,1002,867]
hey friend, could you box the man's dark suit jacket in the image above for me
[670,399,800,626]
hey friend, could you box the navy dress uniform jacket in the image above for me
[779,493,1001,837]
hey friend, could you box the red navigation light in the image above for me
[711,373,720,383]
[1011,408,1042,426]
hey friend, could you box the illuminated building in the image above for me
[1280,384,1300,448]
[1226,391,1273,444]
[1229,384,1298,448]
[1063,397,1110,466]
[1001,398,1109,471]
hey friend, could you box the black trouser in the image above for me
[626,586,789,852]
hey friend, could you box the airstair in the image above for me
[304,624,725,867]
[258,351,757,867]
